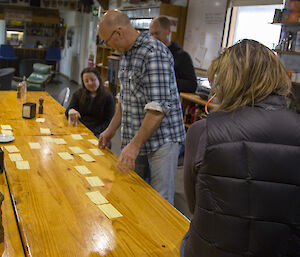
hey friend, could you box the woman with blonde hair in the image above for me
[181,39,300,257]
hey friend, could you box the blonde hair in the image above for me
[208,39,291,112]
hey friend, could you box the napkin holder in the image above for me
[22,103,36,119]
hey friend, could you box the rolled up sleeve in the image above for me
[142,48,176,116]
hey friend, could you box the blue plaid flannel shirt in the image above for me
[118,32,185,155]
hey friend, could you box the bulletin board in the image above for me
[183,0,227,70]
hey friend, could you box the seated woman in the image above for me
[65,67,115,138]
[181,39,300,257]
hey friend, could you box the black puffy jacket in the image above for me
[185,95,300,257]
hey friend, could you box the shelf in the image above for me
[274,50,300,55]
[129,17,154,19]
[292,82,300,86]
[107,55,120,60]
[97,45,111,49]
[121,5,160,11]
[134,27,149,30]
[271,22,300,26]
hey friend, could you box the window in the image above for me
[229,4,284,49]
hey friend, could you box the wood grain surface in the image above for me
[0,173,25,257]
[0,91,91,136]
[1,91,190,257]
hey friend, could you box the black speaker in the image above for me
[30,0,41,7]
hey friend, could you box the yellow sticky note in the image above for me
[42,137,54,143]
[79,154,95,162]
[71,134,83,140]
[86,191,108,205]
[98,204,123,219]
[8,153,23,162]
[16,160,30,170]
[69,146,84,154]
[4,145,19,153]
[1,130,13,135]
[40,128,51,135]
[88,139,98,146]
[58,152,74,160]
[36,118,45,122]
[85,176,104,187]
[1,125,12,130]
[74,165,91,175]
[29,142,41,149]
[89,148,104,156]
[54,138,67,145]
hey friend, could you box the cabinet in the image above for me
[273,18,300,111]
[272,1,300,112]
[95,45,120,85]
[180,93,217,129]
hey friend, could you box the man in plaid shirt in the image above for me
[98,10,185,204]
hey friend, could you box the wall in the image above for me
[183,0,227,70]
[60,11,80,82]
[59,9,99,83]
[108,0,187,9]
[0,20,5,45]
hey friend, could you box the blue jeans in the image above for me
[135,142,180,205]
[180,227,191,256]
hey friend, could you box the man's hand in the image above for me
[98,128,115,149]
[116,142,140,174]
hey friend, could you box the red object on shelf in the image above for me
[88,55,94,67]
[289,1,300,12]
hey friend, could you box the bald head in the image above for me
[152,16,171,30]
[150,16,172,46]
[98,10,139,53]
[99,10,130,30]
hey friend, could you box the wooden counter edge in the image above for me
[0,172,25,256]
[180,92,218,109]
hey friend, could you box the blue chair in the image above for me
[45,47,61,74]
[0,44,18,60]
[27,44,35,48]
[0,44,18,69]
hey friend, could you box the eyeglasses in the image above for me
[100,30,117,46]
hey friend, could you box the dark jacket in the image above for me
[184,95,300,257]
[65,88,115,137]
[168,42,197,93]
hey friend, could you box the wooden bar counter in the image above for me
[0,91,190,256]
[0,91,91,136]
[0,173,25,257]
[14,47,47,60]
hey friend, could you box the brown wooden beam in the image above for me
[97,0,109,10]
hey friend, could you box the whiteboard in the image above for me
[183,0,227,70]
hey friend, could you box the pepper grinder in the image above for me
[17,84,22,98]
[38,97,44,114]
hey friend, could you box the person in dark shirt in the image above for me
[65,67,115,138]
[150,16,197,93]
